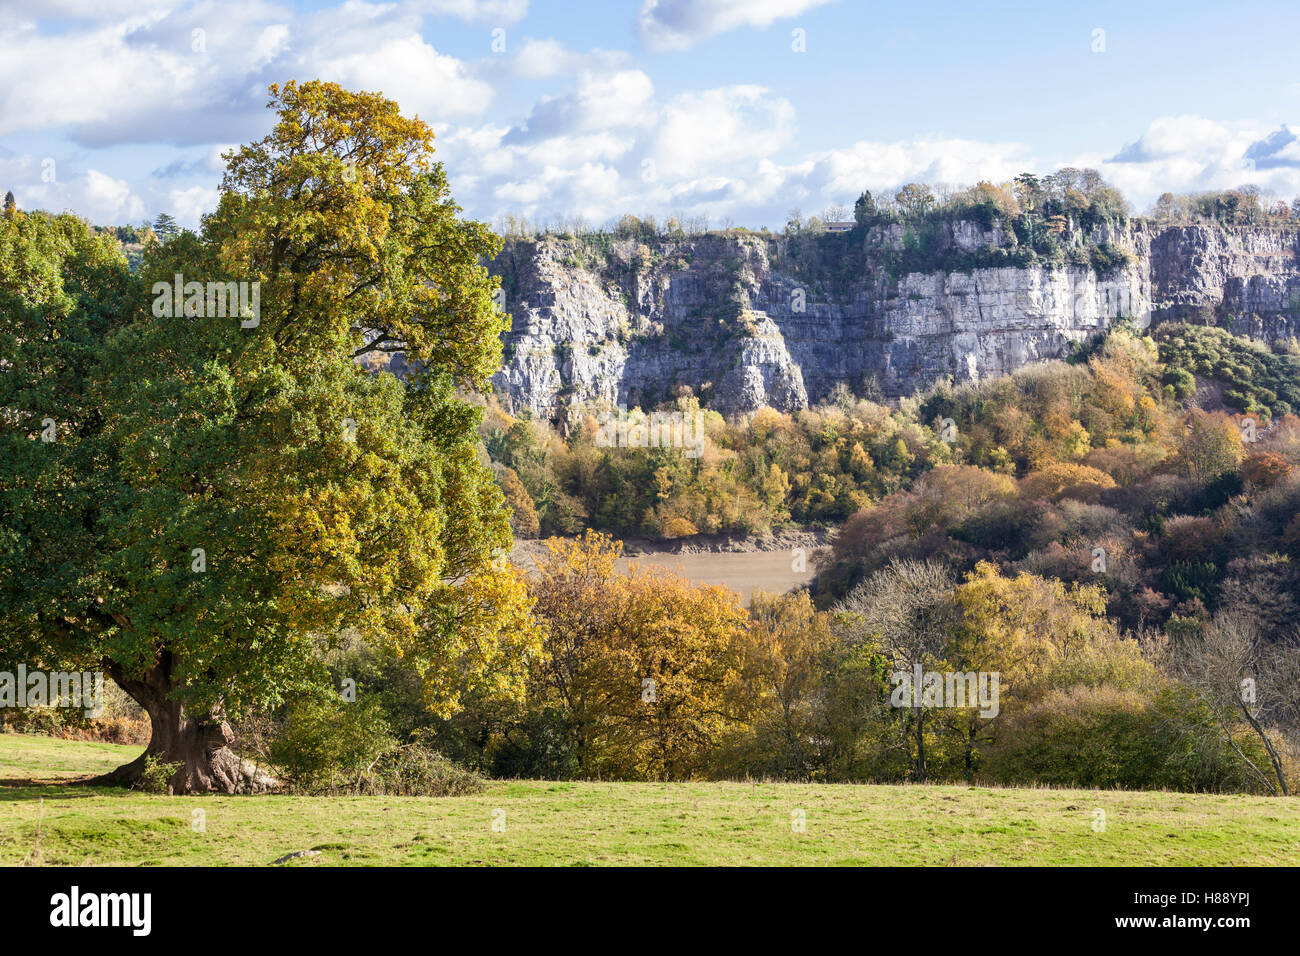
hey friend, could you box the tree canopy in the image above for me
[1,80,537,792]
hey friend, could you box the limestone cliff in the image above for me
[487,220,1300,420]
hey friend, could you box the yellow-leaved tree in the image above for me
[528,531,751,779]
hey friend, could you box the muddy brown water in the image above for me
[510,532,823,604]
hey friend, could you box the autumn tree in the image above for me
[950,562,1154,776]
[734,590,834,778]
[528,531,750,779]
[525,531,623,769]
[906,464,1017,532]
[495,463,540,537]
[1241,451,1292,490]
[894,183,936,220]
[2,81,537,792]
[1171,410,1245,482]
[1019,462,1117,502]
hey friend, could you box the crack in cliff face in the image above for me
[487,222,1300,420]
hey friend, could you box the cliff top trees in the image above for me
[2,80,537,792]
[894,183,936,220]
[853,190,877,226]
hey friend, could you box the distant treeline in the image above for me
[493,167,1300,240]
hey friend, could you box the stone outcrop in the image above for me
[487,221,1300,420]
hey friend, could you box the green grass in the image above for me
[0,733,141,780]
[3,734,1299,866]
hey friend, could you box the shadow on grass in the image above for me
[0,779,134,801]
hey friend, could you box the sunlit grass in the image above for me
[3,734,1297,866]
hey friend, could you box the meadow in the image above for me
[3,735,1297,867]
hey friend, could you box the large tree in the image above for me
[1,81,537,792]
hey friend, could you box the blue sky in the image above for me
[3,0,1300,230]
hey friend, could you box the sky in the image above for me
[4,0,1300,230]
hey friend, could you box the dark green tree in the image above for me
[853,190,877,227]
[151,212,180,242]
[1,81,538,792]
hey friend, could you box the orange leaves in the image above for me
[528,531,749,779]
[1242,451,1292,490]
[1019,462,1117,503]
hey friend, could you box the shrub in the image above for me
[984,684,1279,792]
[138,755,182,794]
[1090,242,1132,275]
[984,686,1163,788]
[356,743,485,796]
[1242,452,1292,489]
[1161,560,1219,604]
[266,697,396,793]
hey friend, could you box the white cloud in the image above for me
[0,15,197,139]
[1109,115,1252,164]
[0,149,221,227]
[416,0,529,24]
[1095,115,1300,210]
[168,184,220,225]
[638,0,833,51]
[310,32,495,119]
[0,1,499,145]
[5,0,174,19]
[10,3,1300,233]
[655,85,795,177]
[250,23,292,68]
[506,69,655,142]
[59,169,147,223]
[797,136,1033,198]
[509,38,627,79]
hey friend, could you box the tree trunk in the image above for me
[92,652,272,794]
[915,705,927,783]
[1240,703,1290,797]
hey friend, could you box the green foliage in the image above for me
[151,213,180,242]
[1156,323,1300,418]
[1089,241,1132,275]
[985,685,1273,792]
[1,82,538,784]
[138,755,182,794]
[1161,560,1219,604]
[479,395,948,538]
[359,743,484,796]
[266,696,395,793]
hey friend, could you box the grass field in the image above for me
[2,734,1299,866]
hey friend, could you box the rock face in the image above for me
[489,221,1300,420]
